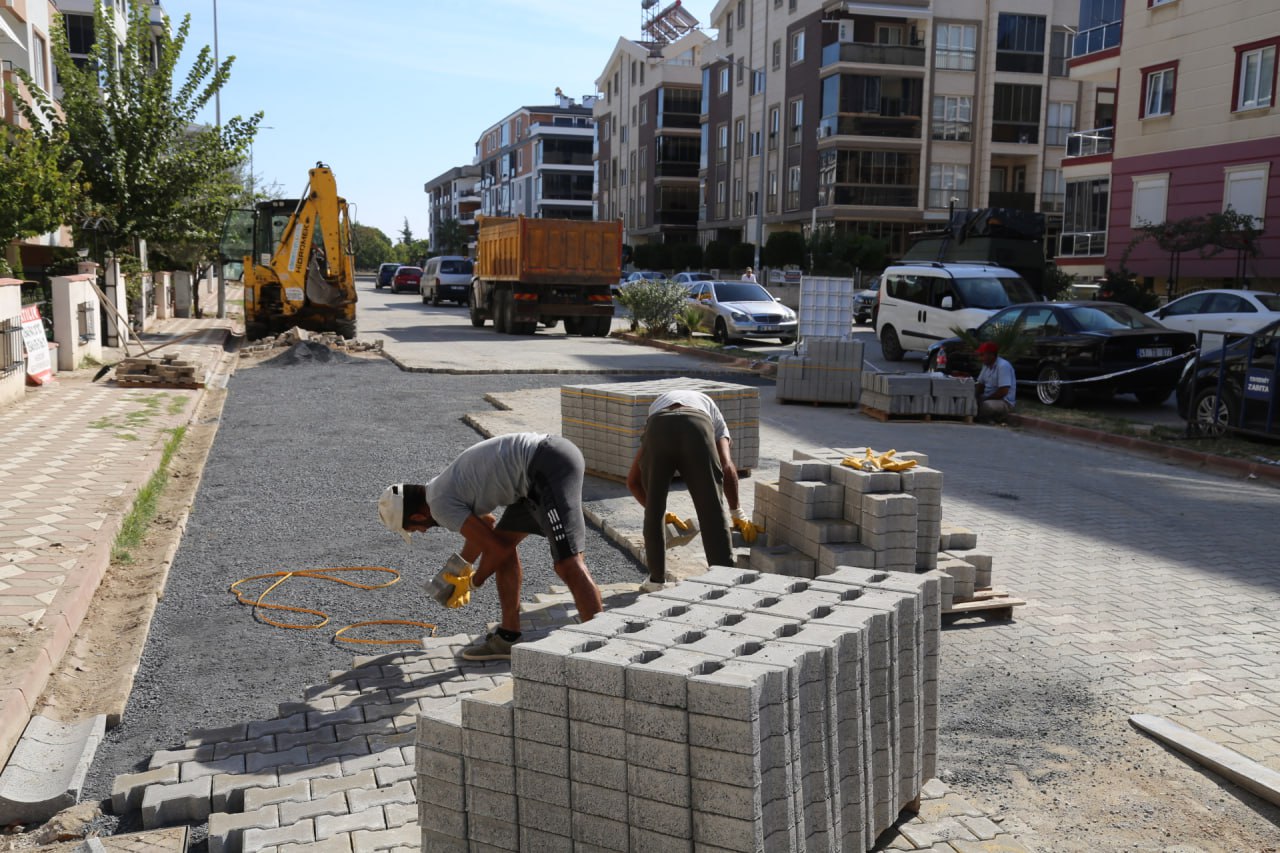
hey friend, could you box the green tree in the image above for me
[669,242,703,272]
[703,240,731,271]
[352,223,393,270]
[0,124,82,268]
[14,0,260,260]
[399,218,414,246]
[763,231,806,269]
[434,217,469,256]
[728,242,755,272]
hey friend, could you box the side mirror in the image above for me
[775,296,783,303]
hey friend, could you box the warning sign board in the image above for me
[21,305,54,385]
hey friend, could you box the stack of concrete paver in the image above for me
[859,373,976,419]
[749,452,944,578]
[776,339,864,405]
[415,566,939,853]
[560,378,759,481]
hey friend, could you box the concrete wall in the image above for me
[0,281,25,409]
[51,273,102,372]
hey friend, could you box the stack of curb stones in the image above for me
[776,339,864,405]
[415,565,939,852]
[560,378,760,481]
[860,374,977,420]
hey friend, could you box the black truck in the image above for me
[900,208,1051,298]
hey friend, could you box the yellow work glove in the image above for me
[664,512,691,531]
[876,449,918,472]
[840,449,881,471]
[731,508,763,545]
[442,561,474,609]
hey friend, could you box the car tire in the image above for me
[431,289,441,307]
[923,351,939,373]
[713,318,729,344]
[779,336,795,346]
[421,287,429,305]
[1135,387,1171,406]
[1036,363,1074,407]
[879,325,904,361]
[1189,386,1236,437]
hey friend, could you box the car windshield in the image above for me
[440,259,473,274]
[1256,293,1280,311]
[952,275,1037,310]
[1065,305,1160,331]
[712,282,774,302]
[631,271,664,280]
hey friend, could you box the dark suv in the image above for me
[375,263,400,289]
[1177,317,1280,437]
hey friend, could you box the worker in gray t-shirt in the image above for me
[378,432,603,660]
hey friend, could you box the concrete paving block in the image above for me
[513,738,568,777]
[569,748,628,791]
[692,809,765,853]
[688,713,763,756]
[518,826,571,852]
[625,732,690,775]
[207,805,281,853]
[415,703,462,755]
[687,565,759,587]
[571,810,630,851]
[244,745,310,774]
[627,793,693,839]
[568,688,624,728]
[140,774,212,828]
[111,762,179,814]
[566,639,663,698]
[461,728,514,766]
[466,785,517,822]
[625,648,723,709]
[179,754,246,782]
[348,823,418,853]
[559,611,649,640]
[624,700,689,741]
[417,803,467,840]
[513,707,567,747]
[248,714,308,740]
[419,827,468,853]
[242,819,316,850]
[213,734,279,760]
[278,790,349,825]
[510,631,606,686]
[516,766,570,808]
[626,763,691,808]
[687,659,787,721]
[462,757,515,795]
[571,780,629,820]
[509,679,564,718]
[648,582,734,606]
[630,825,694,852]
[467,813,519,851]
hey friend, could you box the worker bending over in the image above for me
[379,432,603,660]
[626,390,755,592]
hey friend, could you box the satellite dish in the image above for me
[642,0,659,8]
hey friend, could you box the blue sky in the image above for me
[160,0,719,244]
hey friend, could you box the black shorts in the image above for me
[495,436,587,562]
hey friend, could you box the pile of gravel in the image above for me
[259,340,359,367]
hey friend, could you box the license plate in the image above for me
[1138,347,1172,358]
[758,325,780,333]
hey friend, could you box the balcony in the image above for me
[988,191,1036,211]
[992,124,1039,144]
[538,153,594,167]
[655,161,699,179]
[1059,231,1106,256]
[657,113,700,130]
[818,114,922,140]
[1065,127,1113,158]
[821,42,926,68]
[653,210,699,227]
[819,185,918,207]
[1071,22,1120,58]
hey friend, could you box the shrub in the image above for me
[616,279,690,337]
[670,242,703,272]
[703,240,731,271]
[728,242,756,271]
[763,231,806,269]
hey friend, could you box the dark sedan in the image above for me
[1176,317,1280,437]
[925,301,1197,406]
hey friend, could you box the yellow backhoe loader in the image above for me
[219,162,358,339]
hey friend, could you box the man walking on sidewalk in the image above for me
[379,432,604,660]
[626,390,754,592]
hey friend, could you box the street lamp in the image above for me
[213,0,224,318]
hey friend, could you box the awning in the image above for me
[833,1,933,19]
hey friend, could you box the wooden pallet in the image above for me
[942,587,1025,622]
[116,377,204,389]
[860,405,973,424]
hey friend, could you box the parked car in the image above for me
[875,262,1038,360]
[925,301,1196,406]
[375,263,400,289]
[672,271,714,286]
[1147,288,1280,350]
[613,270,668,297]
[391,265,423,294]
[421,256,474,306]
[1177,316,1280,436]
[686,280,798,345]
[853,278,881,325]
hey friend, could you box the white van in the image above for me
[874,262,1037,360]
[421,256,474,306]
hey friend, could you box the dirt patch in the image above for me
[258,340,359,367]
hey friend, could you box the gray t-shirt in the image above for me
[426,432,546,532]
[977,357,1017,406]
[648,390,730,442]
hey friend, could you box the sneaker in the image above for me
[459,631,517,661]
[639,580,669,594]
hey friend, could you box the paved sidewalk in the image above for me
[0,311,239,771]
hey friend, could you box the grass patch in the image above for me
[112,426,186,563]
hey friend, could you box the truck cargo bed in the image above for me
[476,216,621,286]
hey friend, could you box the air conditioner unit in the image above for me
[838,21,854,43]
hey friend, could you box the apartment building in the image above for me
[700,0,1089,259]
[424,165,481,253]
[1060,0,1279,290]
[1,0,57,131]
[471,93,597,223]
[593,5,712,248]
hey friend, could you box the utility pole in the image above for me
[213,0,226,319]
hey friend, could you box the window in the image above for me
[786,165,802,210]
[935,24,977,71]
[1042,168,1065,213]
[818,149,919,207]
[737,57,745,86]
[737,0,745,27]
[791,30,805,65]
[621,124,628,143]
[993,84,1042,143]
[720,66,731,94]
[716,180,727,219]
[1049,30,1070,77]
[640,101,648,125]
[631,61,637,85]
[767,170,778,213]
[996,14,1046,73]
[931,95,972,141]
[768,106,780,149]
[1142,63,1177,118]
[1130,174,1169,227]
[748,190,759,215]
[639,147,648,182]
[1235,42,1277,111]
[789,98,804,145]
[1046,102,1075,146]
[31,32,48,91]
[632,106,637,127]
[735,118,745,160]
[64,14,95,55]
[928,164,970,209]
[717,124,729,163]
[733,178,743,218]
[752,69,765,95]
[1223,163,1269,228]
[789,0,797,12]
[727,12,734,45]
[750,130,761,156]
[1061,178,1110,255]
[773,39,782,70]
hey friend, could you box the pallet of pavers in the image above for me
[776,339,864,405]
[859,373,975,422]
[114,354,203,389]
[561,377,760,482]
[935,526,1024,621]
[415,565,940,852]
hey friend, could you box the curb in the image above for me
[614,333,778,377]
[1007,413,1280,485]
[380,345,752,376]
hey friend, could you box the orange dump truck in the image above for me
[469,215,620,336]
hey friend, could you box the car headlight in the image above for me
[730,310,750,322]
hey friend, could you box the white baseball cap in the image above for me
[378,484,412,544]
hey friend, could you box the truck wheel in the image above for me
[334,319,357,340]
[590,316,611,337]
[543,318,558,330]
[468,293,485,327]
[495,290,513,334]
[564,317,581,335]
[879,325,904,361]
[516,320,537,335]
